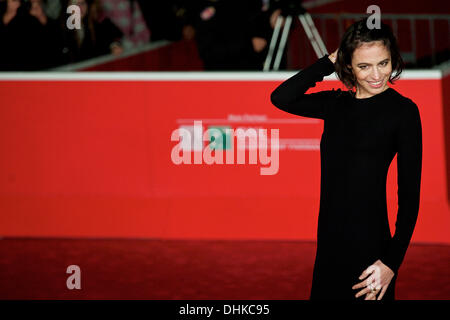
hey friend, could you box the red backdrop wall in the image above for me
[0,73,448,243]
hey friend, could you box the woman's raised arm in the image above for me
[270,51,339,120]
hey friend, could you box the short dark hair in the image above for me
[335,17,404,91]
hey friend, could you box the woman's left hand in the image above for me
[352,259,395,300]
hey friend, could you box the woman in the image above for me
[271,18,422,300]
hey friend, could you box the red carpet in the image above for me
[0,239,448,300]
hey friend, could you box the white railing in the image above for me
[311,13,450,67]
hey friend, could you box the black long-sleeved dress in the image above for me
[270,55,422,300]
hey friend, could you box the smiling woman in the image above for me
[350,43,392,97]
[271,17,422,300]
[335,18,404,99]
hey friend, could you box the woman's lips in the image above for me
[368,80,383,88]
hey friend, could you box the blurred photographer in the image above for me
[193,0,282,70]
[29,0,65,69]
[0,0,40,70]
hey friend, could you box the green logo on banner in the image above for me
[207,126,232,150]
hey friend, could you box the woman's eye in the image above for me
[380,61,388,66]
[360,66,367,69]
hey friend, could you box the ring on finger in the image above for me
[368,283,377,293]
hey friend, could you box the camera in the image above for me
[272,0,306,16]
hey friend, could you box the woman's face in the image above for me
[349,41,392,99]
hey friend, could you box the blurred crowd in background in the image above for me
[0,0,287,71]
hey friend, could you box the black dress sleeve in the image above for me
[270,54,340,120]
[381,101,423,273]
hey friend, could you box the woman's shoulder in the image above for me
[395,90,420,116]
[330,88,355,101]
[387,89,421,124]
[388,88,418,107]
[323,88,348,98]
[310,88,349,104]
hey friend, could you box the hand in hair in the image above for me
[328,49,338,64]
